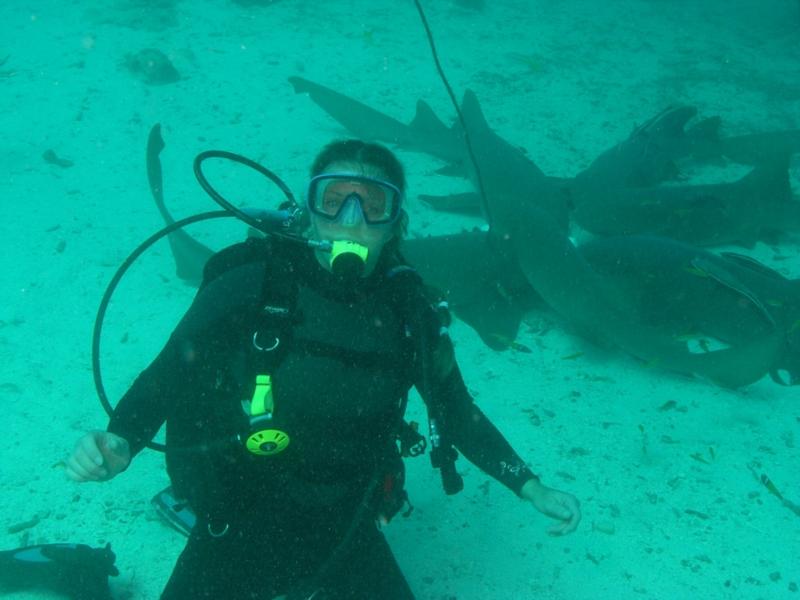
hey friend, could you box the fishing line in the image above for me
[412,0,492,225]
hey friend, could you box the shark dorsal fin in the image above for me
[460,89,491,133]
[410,100,451,137]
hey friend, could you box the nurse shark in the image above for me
[144,89,799,387]
[285,77,799,387]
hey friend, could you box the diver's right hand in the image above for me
[65,431,131,482]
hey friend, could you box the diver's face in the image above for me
[310,162,397,275]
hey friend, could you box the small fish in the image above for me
[560,351,585,360]
[760,474,784,500]
[509,341,532,353]
[683,265,709,278]
[690,452,709,464]
[486,334,531,353]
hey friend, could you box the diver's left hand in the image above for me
[520,478,581,536]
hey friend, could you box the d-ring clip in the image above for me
[207,521,230,538]
[253,331,280,352]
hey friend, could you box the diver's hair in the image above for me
[310,139,408,239]
[310,139,406,193]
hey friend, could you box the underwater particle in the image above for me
[592,520,615,535]
[123,48,180,85]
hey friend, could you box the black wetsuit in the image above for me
[108,238,535,600]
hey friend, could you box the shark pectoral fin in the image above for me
[402,232,531,350]
[607,320,780,388]
[685,331,785,388]
[624,324,782,388]
[434,163,467,177]
[419,192,483,215]
[770,368,798,386]
[456,299,525,351]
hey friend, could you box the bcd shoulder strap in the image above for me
[204,239,462,493]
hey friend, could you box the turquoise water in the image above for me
[1,1,798,598]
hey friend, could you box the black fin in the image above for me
[0,543,118,600]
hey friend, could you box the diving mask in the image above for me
[307,173,403,226]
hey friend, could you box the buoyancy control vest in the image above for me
[165,235,458,524]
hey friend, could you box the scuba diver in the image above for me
[65,139,581,599]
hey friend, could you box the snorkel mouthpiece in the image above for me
[329,240,368,279]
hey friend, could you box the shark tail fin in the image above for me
[147,124,174,225]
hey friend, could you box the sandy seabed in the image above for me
[1,1,798,598]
